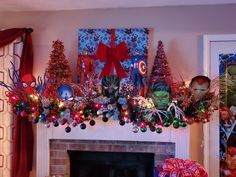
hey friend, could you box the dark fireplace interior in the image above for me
[68,151,155,177]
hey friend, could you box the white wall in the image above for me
[1,4,236,170]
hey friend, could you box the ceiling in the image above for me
[0,0,236,12]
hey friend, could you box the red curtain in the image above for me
[0,28,34,177]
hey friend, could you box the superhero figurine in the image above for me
[130,54,147,96]
[78,50,94,86]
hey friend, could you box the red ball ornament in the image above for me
[31,106,37,112]
[60,118,67,125]
[186,117,194,124]
[140,122,147,128]
[50,114,57,122]
[132,100,138,106]
[183,117,189,122]
[93,103,102,110]
[8,94,20,104]
[72,111,80,120]
[20,110,27,117]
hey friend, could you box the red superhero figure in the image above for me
[77,51,94,86]
[20,74,37,94]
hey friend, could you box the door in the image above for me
[203,34,236,177]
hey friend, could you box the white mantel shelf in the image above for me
[36,119,189,177]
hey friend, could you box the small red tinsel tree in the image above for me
[44,40,72,98]
[148,41,173,95]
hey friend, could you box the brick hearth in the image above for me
[49,139,175,176]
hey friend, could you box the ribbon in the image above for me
[96,29,128,79]
[144,108,170,123]
[167,103,185,120]
[158,158,208,177]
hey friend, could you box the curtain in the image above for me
[0,28,34,177]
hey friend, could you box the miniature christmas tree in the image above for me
[44,40,72,98]
[148,41,173,95]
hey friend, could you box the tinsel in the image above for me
[44,40,72,98]
[0,40,219,134]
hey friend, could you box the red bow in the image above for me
[158,158,208,177]
[96,29,128,79]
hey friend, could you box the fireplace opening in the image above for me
[68,151,155,177]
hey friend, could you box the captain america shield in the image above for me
[138,60,147,76]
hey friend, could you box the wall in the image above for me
[1,4,236,172]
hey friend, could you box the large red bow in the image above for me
[158,158,208,177]
[96,29,128,79]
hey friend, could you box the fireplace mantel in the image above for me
[36,119,189,177]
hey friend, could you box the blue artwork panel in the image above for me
[78,28,149,96]
[219,53,236,177]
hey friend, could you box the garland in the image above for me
[0,63,218,133]
[0,40,218,134]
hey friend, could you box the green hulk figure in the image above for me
[151,82,172,109]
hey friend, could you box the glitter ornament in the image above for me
[53,121,59,127]
[149,126,156,132]
[119,120,125,126]
[132,126,139,133]
[156,127,163,134]
[140,127,147,132]
[65,126,71,133]
[89,120,96,126]
[80,123,86,129]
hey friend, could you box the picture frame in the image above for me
[203,34,236,177]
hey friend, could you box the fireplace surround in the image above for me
[36,119,189,177]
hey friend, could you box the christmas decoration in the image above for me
[0,39,219,135]
[78,28,149,96]
[96,29,129,79]
[57,84,74,101]
[189,75,211,101]
[77,50,94,86]
[181,75,217,123]
[130,54,147,96]
[128,95,185,133]
[0,63,43,121]
[20,74,37,94]
[151,82,172,109]
[148,41,173,96]
[157,158,208,177]
[44,40,72,98]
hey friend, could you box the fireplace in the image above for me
[49,140,175,176]
[68,151,154,177]
[36,120,189,177]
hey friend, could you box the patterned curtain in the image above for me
[0,37,23,177]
